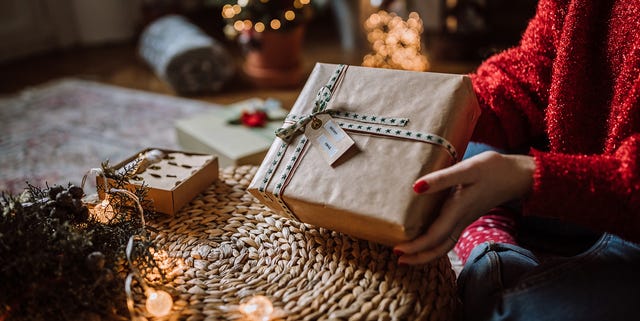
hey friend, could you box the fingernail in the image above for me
[398,261,408,267]
[413,180,430,193]
[393,249,404,256]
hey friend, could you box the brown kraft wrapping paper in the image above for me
[248,63,481,246]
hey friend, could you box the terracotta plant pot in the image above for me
[242,26,305,88]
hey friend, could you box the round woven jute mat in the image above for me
[135,166,458,321]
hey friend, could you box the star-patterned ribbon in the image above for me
[262,64,460,220]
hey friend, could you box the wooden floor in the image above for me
[0,22,479,109]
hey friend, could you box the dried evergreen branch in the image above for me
[0,165,160,321]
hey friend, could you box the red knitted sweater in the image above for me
[470,0,640,242]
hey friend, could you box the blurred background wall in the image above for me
[0,0,537,64]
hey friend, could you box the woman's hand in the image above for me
[394,151,536,265]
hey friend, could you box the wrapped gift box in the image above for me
[248,63,480,245]
[99,148,218,215]
[175,98,287,167]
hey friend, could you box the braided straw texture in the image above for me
[139,166,458,321]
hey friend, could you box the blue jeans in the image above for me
[457,143,640,321]
[457,233,640,321]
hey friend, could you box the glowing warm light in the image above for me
[167,258,187,278]
[372,39,384,51]
[222,4,235,18]
[362,10,430,71]
[293,0,303,9]
[299,0,310,4]
[385,34,398,45]
[91,197,115,223]
[368,29,384,42]
[152,250,171,271]
[407,18,420,30]
[234,20,245,31]
[99,198,110,209]
[446,16,458,32]
[145,289,173,317]
[232,4,242,14]
[366,13,381,28]
[270,19,281,30]
[390,16,402,27]
[254,22,265,32]
[284,10,295,21]
[401,29,418,45]
[238,0,249,6]
[239,296,274,321]
[244,20,253,30]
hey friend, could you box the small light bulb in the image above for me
[239,295,274,321]
[284,10,295,21]
[244,20,253,30]
[146,289,173,317]
[91,196,115,222]
[234,20,245,32]
[270,19,281,30]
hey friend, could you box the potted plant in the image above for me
[218,0,314,87]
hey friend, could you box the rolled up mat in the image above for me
[139,15,235,95]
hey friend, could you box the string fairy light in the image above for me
[219,294,286,320]
[82,149,165,222]
[219,0,312,36]
[82,168,117,222]
[145,288,174,317]
[104,188,173,319]
[270,19,281,30]
[284,10,295,21]
[238,295,275,321]
[125,272,174,318]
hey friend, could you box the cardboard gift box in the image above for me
[175,98,288,167]
[248,63,481,245]
[99,148,218,215]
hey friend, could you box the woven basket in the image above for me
[134,166,458,320]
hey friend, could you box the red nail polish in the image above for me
[393,249,404,256]
[398,261,408,267]
[413,180,429,193]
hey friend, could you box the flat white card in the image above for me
[305,114,355,165]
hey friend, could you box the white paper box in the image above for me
[175,98,287,167]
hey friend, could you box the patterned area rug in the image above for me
[0,79,220,194]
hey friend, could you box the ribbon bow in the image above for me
[275,65,346,143]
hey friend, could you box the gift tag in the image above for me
[305,114,355,165]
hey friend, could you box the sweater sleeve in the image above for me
[526,133,640,242]
[470,0,563,150]
[471,0,640,242]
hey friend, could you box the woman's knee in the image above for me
[457,242,539,321]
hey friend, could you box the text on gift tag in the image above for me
[304,113,355,165]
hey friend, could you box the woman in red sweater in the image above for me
[395,0,640,319]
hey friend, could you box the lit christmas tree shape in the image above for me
[363,11,430,71]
